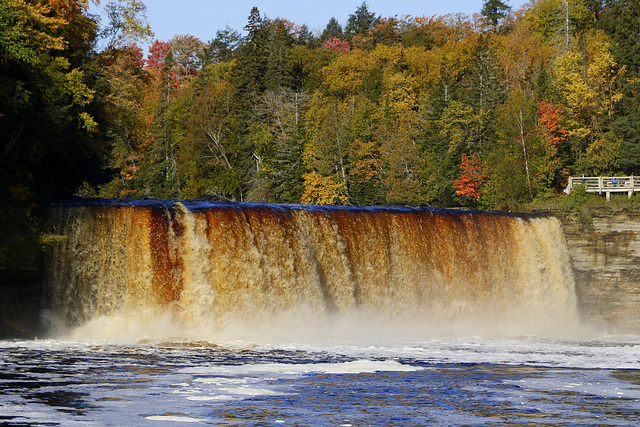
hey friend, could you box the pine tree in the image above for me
[345,2,378,40]
[203,27,241,65]
[481,0,512,27]
[321,17,344,42]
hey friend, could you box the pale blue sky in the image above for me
[94,0,530,46]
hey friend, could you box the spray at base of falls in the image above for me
[46,200,579,341]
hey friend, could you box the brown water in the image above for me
[47,200,577,339]
[3,200,634,426]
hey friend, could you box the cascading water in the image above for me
[46,199,579,339]
[5,200,636,426]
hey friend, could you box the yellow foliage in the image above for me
[552,29,624,144]
[301,171,349,205]
[321,49,369,97]
[369,44,403,68]
[383,72,418,115]
[78,112,98,132]
[438,101,486,153]
[586,133,621,175]
[65,68,95,106]
[7,0,68,63]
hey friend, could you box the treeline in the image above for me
[90,0,640,209]
[2,0,640,270]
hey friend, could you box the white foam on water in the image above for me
[1,335,640,426]
[145,415,203,423]
[185,395,234,401]
[180,359,421,377]
[505,369,640,400]
[169,359,422,403]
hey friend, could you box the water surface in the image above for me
[2,336,639,426]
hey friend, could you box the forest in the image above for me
[1,0,640,273]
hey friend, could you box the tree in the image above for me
[320,17,343,42]
[301,171,349,205]
[101,0,153,49]
[203,27,241,64]
[481,0,512,28]
[524,0,593,52]
[345,2,379,41]
[531,100,568,191]
[452,153,487,202]
[181,64,240,200]
[321,37,351,53]
[168,34,204,83]
[264,19,295,90]
[597,0,640,173]
[0,0,107,272]
[438,101,487,155]
[234,7,269,108]
[251,88,308,202]
[483,88,537,207]
[552,29,624,172]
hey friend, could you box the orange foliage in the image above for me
[452,153,487,201]
[537,100,567,146]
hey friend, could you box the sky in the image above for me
[92,0,530,48]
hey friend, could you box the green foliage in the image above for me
[321,17,343,43]
[6,0,640,250]
[576,207,594,228]
[102,0,154,49]
[345,2,379,41]
[570,183,589,206]
[481,0,512,27]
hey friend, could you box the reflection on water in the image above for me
[1,338,639,426]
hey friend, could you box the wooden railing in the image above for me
[564,176,640,200]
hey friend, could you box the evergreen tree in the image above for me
[264,19,295,91]
[234,7,269,109]
[597,0,640,173]
[204,27,241,64]
[345,2,378,40]
[481,0,512,27]
[295,25,317,47]
[146,49,181,198]
[321,17,344,42]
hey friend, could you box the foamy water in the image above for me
[29,200,638,424]
[1,333,639,426]
[47,202,579,333]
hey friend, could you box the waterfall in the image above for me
[46,200,578,339]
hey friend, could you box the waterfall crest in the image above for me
[47,200,578,339]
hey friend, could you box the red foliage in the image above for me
[537,100,568,146]
[452,153,487,201]
[145,40,170,71]
[321,36,351,53]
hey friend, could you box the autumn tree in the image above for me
[0,0,107,271]
[552,29,624,173]
[101,0,153,49]
[531,99,568,191]
[453,153,487,202]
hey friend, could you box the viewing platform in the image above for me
[564,176,640,200]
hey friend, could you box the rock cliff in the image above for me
[555,208,640,333]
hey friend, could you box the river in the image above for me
[1,332,639,425]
